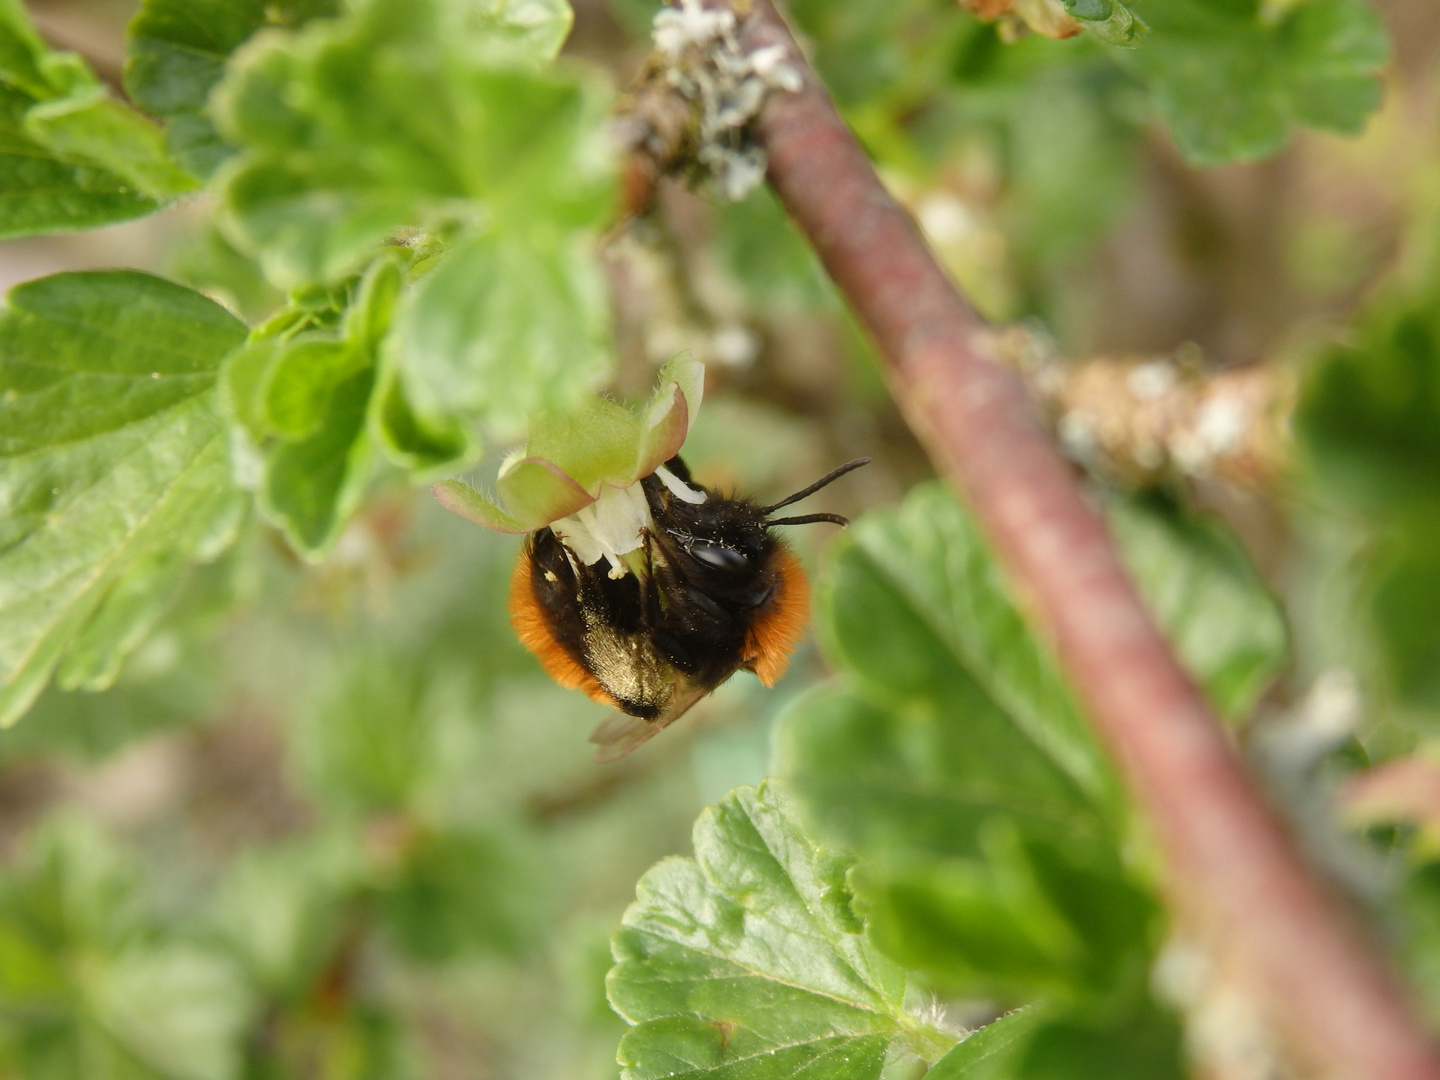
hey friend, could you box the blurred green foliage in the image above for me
[1299,224,1440,713]
[0,0,1430,1076]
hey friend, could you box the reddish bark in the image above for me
[731,1,1440,1075]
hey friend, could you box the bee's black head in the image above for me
[643,456,870,595]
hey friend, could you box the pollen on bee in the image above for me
[743,542,810,687]
[509,544,616,709]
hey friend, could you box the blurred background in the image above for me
[0,0,1437,1077]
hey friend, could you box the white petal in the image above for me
[654,465,707,504]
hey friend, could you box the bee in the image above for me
[509,456,869,760]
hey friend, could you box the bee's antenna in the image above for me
[761,457,870,514]
[767,512,851,528]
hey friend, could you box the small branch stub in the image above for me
[615,0,802,215]
[986,328,1295,490]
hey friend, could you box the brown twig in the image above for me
[722,1,1440,1075]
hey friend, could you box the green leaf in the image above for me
[53,551,191,692]
[1297,282,1440,708]
[369,355,477,473]
[1299,306,1440,517]
[216,157,419,290]
[212,0,611,286]
[776,689,1153,1000]
[127,0,341,117]
[1110,495,1287,720]
[1122,0,1389,166]
[260,337,367,440]
[0,0,194,232]
[260,366,375,557]
[24,84,198,200]
[776,485,1163,1000]
[219,333,284,445]
[396,229,612,434]
[0,0,54,99]
[225,258,404,557]
[0,86,157,240]
[125,0,342,177]
[609,782,953,1080]
[819,482,1123,815]
[0,271,248,727]
[928,1000,1185,1080]
[926,1008,1043,1080]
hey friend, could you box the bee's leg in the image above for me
[639,531,665,631]
[652,629,696,672]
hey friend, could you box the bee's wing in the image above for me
[588,682,710,762]
[588,713,669,762]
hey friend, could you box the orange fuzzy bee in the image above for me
[509,455,868,760]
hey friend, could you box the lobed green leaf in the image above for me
[396,228,613,436]
[368,356,477,474]
[609,782,952,1080]
[125,0,342,177]
[1122,0,1388,166]
[925,1008,1043,1080]
[259,365,376,557]
[777,680,1154,1001]
[221,258,408,558]
[212,0,608,286]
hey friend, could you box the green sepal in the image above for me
[431,480,526,533]
[496,458,596,527]
[432,354,705,534]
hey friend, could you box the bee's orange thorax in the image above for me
[743,542,810,687]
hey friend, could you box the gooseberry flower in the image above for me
[432,354,706,578]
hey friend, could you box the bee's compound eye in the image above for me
[689,540,750,574]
